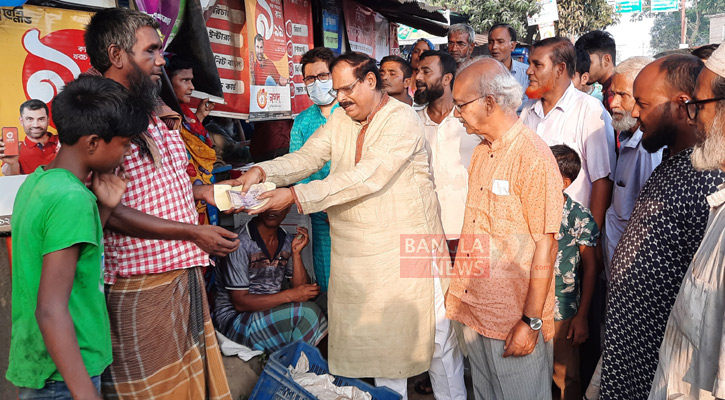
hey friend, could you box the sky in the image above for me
[605,15,657,59]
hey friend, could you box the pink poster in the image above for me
[283,0,314,114]
[343,0,375,57]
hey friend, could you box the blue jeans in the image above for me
[18,375,101,400]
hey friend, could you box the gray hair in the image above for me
[448,23,476,45]
[85,8,160,73]
[459,57,523,114]
[614,56,654,81]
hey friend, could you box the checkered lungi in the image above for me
[220,300,327,353]
[102,267,231,399]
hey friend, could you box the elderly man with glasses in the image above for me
[234,51,466,399]
[446,57,563,400]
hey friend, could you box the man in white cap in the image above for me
[649,43,725,400]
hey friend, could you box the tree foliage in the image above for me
[431,0,539,41]
[555,0,620,37]
[433,0,618,42]
[632,0,725,54]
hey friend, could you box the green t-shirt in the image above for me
[6,167,112,389]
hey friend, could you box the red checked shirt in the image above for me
[103,115,208,284]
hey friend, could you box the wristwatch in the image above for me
[522,314,543,331]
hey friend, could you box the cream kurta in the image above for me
[257,97,446,378]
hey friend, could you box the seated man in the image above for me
[213,206,327,353]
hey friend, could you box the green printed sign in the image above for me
[616,0,642,13]
[651,0,678,12]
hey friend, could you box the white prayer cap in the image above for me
[705,43,725,78]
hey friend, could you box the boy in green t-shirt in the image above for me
[6,75,152,399]
[549,145,600,400]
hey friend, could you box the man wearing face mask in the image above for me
[289,47,338,294]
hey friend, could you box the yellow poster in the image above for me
[0,5,94,144]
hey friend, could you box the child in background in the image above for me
[6,75,152,399]
[550,145,600,400]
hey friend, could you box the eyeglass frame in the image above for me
[303,72,332,87]
[454,95,486,113]
[333,78,360,96]
[685,97,725,120]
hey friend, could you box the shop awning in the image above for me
[356,0,449,36]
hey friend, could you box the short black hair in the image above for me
[380,55,413,79]
[85,8,159,73]
[691,43,720,60]
[330,52,382,90]
[52,75,152,145]
[489,23,517,42]
[19,99,48,116]
[550,144,581,182]
[254,34,263,43]
[575,47,591,76]
[659,54,704,96]
[575,30,616,65]
[165,55,195,78]
[533,37,576,78]
[300,47,336,77]
[418,50,457,88]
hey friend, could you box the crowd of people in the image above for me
[1,6,725,400]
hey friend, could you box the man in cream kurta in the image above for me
[236,52,464,399]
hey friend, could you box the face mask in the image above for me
[306,80,336,106]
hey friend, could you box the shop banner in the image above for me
[374,12,389,60]
[136,0,186,47]
[0,6,92,140]
[527,0,559,26]
[343,0,375,57]
[203,0,250,118]
[246,0,292,120]
[283,0,314,114]
[321,0,342,54]
[389,22,400,56]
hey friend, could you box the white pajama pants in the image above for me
[375,276,467,400]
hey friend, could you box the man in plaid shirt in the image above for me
[85,8,240,399]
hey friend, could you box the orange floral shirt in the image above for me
[445,119,563,341]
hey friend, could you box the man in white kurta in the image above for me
[648,44,725,400]
[236,52,463,399]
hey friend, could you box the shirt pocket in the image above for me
[669,274,709,349]
[490,190,522,235]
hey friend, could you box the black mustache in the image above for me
[339,101,354,108]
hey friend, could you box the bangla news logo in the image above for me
[256,88,268,109]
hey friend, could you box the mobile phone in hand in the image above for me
[2,127,19,156]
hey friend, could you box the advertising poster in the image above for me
[527,0,559,26]
[283,0,314,114]
[245,0,292,120]
[389,22,400,56]
[135,0,186,47]
[0,6,92,143]
[343,0,375,57]
[321,0,343,54]
[203,0,250,118]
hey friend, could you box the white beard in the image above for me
[611,110,637,133]
[692,109,725,171]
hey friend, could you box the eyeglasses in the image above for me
[454,95,485,113]
[333,78,360,96]
[303,72,331,86]
[685,97,725,120]
[447,41,469,50]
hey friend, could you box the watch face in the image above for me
[530,318,543,330]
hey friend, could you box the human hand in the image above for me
[247,188,294,215]
[191,224,240,256]
[91,169,128,209]
[195,98,214,121]
[567,313,589,345]
[288,283,320,302]
[291,227,309,254]
[503,320,539,357]
[230,167,264,194]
